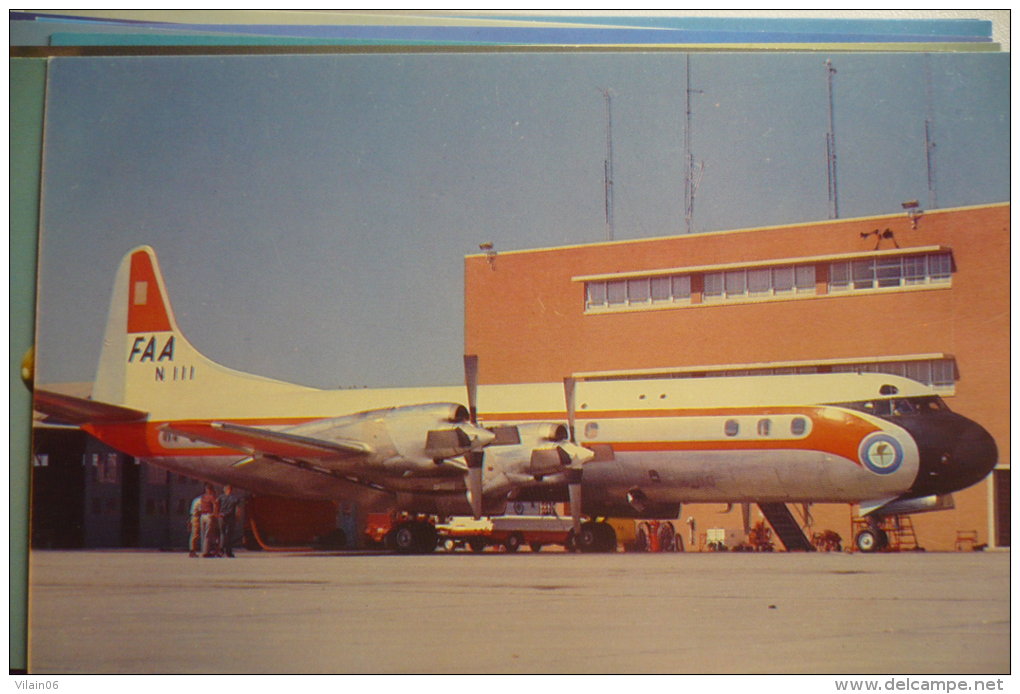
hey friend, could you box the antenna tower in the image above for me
[684,55,704,234]
[600,88,615,242]
[825,59,840,219]
[924,55,938,209]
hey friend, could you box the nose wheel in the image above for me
[854,526,889,553]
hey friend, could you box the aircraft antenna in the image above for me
[683,54,705,234]
[825,59,840,219]
[924,54,938,210]
[600,87,615,242]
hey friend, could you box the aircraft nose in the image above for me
[905,414,998,497]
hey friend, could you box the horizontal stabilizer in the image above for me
[34,389,148,425]
[164,421,373,461]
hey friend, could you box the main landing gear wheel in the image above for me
[386,521,438,554]
[571,521,617,553]
[504,533,523,553]
[854,527,888,553]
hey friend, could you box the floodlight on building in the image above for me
[479,242,497,269]
[901,200,923,229]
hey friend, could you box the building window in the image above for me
[704,264,815,302]
[830,252,952,293]
[830,358,956,390]
[586,273,691,310]
[592,356,957,392]
[583,250,949,313]
[96,453,118,484]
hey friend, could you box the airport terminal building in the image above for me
[464,202,1009,552]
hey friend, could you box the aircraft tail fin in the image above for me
[92,246,304,417]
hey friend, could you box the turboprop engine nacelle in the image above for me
[383,402,495,465]
[480,422,594,497]
[289,402,494,474]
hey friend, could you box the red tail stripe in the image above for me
[127,250,172,333]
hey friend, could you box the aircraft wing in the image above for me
[163,421,374,461]
[34,389,148,425]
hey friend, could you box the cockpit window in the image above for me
[833,396,948,416]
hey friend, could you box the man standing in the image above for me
[217,485,243,558]
[198,484,220,557]
[188,493,203,557]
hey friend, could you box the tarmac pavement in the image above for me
[25,549,1009,674]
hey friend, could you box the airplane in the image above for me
[33,246,998,553]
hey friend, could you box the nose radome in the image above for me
[951,421,998,489]
[908,415,998,497]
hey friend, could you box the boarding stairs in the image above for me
[758,503,815,552]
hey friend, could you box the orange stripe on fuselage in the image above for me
[84,406,882,468]
[483,406,880,467]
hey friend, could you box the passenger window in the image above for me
[791,417,807,436]
[725,419,739,437]
[757,419,771,436]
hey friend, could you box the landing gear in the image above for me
[385,521,438,554]
[570,521,617,553]
[854,527,888,553]
[503,533,523,553]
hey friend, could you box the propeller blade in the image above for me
[466,451,484,519]
[566,467,583,537]
[463,355,484,518]
[563,376,577,442]
[562,377,584,542]
[464,354,480,425]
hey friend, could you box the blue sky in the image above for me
[35,51,1009,389]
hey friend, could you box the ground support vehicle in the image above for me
[436,515,578,552]
[625,520,684,552]
[364,512,439,554]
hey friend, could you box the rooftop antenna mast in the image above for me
[924,54,938,210]
[684,54,705,234]
[825,59,840,219]
[600,87,615,241]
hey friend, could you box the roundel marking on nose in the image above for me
[859,433,904,475]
